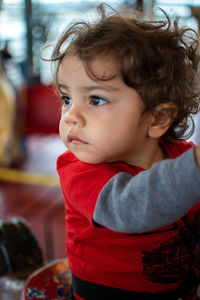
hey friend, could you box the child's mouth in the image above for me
[67,134,88,145]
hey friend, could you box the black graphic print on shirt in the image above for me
[142,226,193,284]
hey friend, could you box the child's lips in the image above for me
[67,134,88,145]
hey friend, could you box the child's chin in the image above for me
[75,153,105,164]
[80,158,104,164]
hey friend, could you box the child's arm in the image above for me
[93,147,200,233]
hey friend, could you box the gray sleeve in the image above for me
[93,148,200,233]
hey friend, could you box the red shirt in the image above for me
[57,139,199,299]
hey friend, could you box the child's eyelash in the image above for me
[61,95,69,100]
[59,94,108,106]
[90,96,108,105]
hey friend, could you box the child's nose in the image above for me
[64,105,85,127]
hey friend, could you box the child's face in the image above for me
[57,55,153,164]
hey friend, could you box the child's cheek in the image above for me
[59,120,65,143]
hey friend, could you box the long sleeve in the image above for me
[93,148,200,233]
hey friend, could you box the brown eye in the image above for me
[91,96,107,106]
[61,96,72,105]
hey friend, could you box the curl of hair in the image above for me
[50,4,200,141]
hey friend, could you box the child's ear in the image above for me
[148,103,178,138]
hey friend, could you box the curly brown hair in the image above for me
[50,4,200,141]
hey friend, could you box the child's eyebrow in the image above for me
[58,83,119,93]
[57,84,69,93]
[81,85,120,92]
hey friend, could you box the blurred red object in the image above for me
[21,258,71,300]
[23,83,60,135]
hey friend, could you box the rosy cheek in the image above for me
[59,121,64,137]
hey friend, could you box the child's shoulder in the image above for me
[161,139,195,158]
[56,150,141,181]
[57,150,78,166]
[56,151,126,194]
[56,150,95,173]
[56,150,116,175]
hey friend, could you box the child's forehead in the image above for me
[59,54,120,79]
[56,54,130,93]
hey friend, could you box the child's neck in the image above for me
[146,144,166,168]
[127,140,165,170]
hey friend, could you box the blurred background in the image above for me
[0,1,200,299]
[1,0,200,84]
